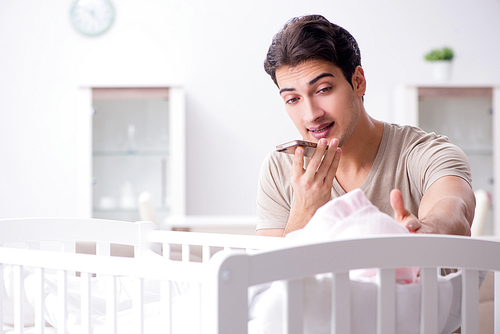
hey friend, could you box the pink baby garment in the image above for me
[289,188,419,284]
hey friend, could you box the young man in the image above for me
[256,15,475,237]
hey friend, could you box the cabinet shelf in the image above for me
[90,87,186,225]
[93,150,169,157]
[93,208,170,213]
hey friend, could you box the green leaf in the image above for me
[424,47,454,61]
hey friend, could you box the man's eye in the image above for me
[286,97,299,104]
[317,87,332,94]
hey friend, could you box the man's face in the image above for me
[276,59,364,146]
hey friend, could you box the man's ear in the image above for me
[352,66,366,97]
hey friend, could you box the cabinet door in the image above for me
[417,87,493,234]
[91,88,180,224]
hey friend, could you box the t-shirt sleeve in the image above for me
[406,135,472,196]
[256,152,292,230]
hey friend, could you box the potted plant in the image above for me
[424,47,454,81]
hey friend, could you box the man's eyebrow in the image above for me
[279,73,335,95]
[309,73,334,86]
[279,87,295,95]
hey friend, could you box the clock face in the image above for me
[70,0,115,36]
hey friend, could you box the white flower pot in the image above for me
[431,60,453,81]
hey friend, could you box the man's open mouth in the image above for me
[309,122,334,133]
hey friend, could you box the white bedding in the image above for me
[247,270,484,334]
[1,326,56,334]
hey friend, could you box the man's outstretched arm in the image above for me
[391,175,475,236]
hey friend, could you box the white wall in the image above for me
[0,0,499,218]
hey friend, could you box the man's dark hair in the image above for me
[264,15,361,88]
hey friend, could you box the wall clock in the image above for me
[70,0,115,36]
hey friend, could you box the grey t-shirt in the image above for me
[256,122,472,230]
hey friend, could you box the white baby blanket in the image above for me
[290,188,419,284]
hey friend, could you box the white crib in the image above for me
[0,218,499,334]
[0,218,287,333]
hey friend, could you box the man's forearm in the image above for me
[420,196,472,236]
[415,176,475,236]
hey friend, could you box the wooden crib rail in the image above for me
[149,230,289,250]
[247,235,500,285]
[0,218,159,256]
[0,218,293,334]
[0,247,203,281]
[209,234,500,334]
[149,230,290,263]
[0,246,205,334]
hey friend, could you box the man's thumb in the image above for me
[390,189,408,222]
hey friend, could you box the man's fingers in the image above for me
[291,146,305,178]
[302,138,329,177]
[292,138,339,187]
[324,146,341,186]
[316,138,339,174]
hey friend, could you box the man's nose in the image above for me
[303,98,324,123]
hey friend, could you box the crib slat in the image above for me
[57,270,67,334]
[283,278,304,334]
[134,278,145,334]
[331,272,350,334]
[377,268,396,334]
[0,264,3,334]
[106,275,117,334]
[35,267,45,334]
[81,272,92,334]
[161,280,173,333]
[420,267,439,334]
[96,241,111,256]
[14,265,24,334]
[495,271,500,334]
[61,241,76,277]
[203,245,211,263]
[163,243,171,259]
[61,240,75,253]
[195,283,203,334]
[210,253,249,334]
[182,244,190,262]
[461,269,479,334]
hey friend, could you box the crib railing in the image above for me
[5,218,498,334]
[0,218,160,257]
[0,246,206,334]
[149,230,289,263]
[210,234,500,334]
[0,218,290,334]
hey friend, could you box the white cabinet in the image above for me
[87,87,185,224]
[395,84,500,236]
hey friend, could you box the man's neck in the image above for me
[335,115,384,191]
